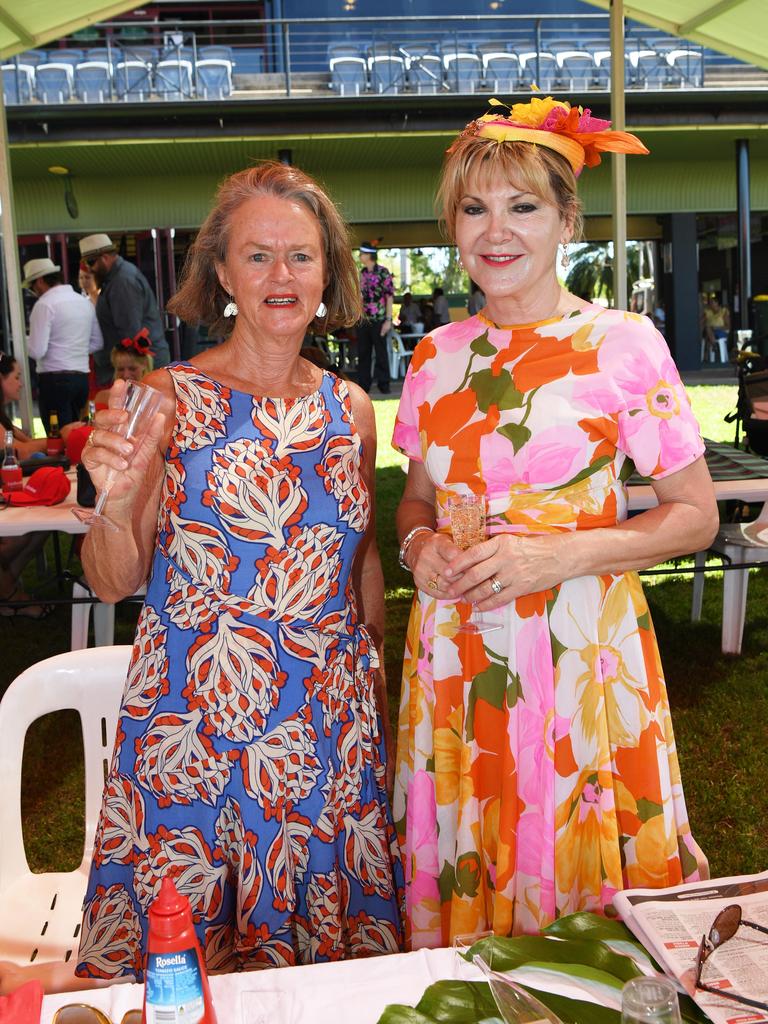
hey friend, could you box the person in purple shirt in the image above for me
[358,241,393,394]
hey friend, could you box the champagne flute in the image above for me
[447,493,501,634]
[473,954,566,1023]
[73,381,165,531]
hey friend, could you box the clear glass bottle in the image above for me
[1,429,22,492]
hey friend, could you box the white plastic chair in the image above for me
[0,646,131,965]
[482,52,520,92]
[35,62,74,102]
[387,330,413,380]
[700,333,728,363]
[71,580,147,650]
[1,63,35,103]
[195,57,233,99]
[691,520,768,654]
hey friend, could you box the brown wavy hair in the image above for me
[436,135,584,243]
[168,162,362,338]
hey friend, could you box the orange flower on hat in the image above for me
[457,96,649,176]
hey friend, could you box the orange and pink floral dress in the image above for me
[392,306,707,950]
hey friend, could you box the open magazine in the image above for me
[614,870,768,1024]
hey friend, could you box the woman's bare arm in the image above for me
[80,371,175,603]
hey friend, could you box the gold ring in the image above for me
[490,575,503,595]
[86,430,95,446]
[428,576,439,591]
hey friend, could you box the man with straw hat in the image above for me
[23,257,103,431]
[79,233,170,387]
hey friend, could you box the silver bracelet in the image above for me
[398,525,435,571]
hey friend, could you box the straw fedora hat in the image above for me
[22,257,61,288]
[78,233,116,259]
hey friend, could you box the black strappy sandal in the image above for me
[0,586,55,620]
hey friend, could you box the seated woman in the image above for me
[2,352,84,457]
[0,353,66,618]
[92,330,154,408]
[2,353,62,460]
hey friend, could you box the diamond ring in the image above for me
[489,575,503,595]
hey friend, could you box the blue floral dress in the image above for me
[76,364,404,980]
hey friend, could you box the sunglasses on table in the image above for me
[51,1005,142,1024]
[694,903,768,1012]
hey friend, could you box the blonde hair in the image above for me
[437,135,584,242]
[110,347,153,375]
[168,162,362,337]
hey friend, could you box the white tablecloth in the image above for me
[0,471,87,537]
[40,947,485,1024]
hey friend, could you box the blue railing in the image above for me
[2,14,764,106]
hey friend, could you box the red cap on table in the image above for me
[9,466,71,506]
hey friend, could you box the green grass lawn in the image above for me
[8,381,768,883]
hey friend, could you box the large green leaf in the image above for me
[379,1007,439,1024]
[377,916,710,1024]
[522,987,619,1024]
[378,979,621,1024]
[466,935,642,983]
[543,912,637,944]
[378,976,706,1024]
[543,913,659,974]
[418,981,500,1022]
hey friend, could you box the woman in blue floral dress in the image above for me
[74,163,403,981]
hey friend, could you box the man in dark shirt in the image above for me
[79,233,171,386]
[358,241,393,394]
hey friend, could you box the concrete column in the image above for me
[735,139,751,331]
[662,213,700,371]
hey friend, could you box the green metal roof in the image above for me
[9,124,768,235]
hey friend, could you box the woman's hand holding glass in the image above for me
[441,531,564,612]
[408,530,462,597]
[76,379,168,529]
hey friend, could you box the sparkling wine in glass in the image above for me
[447,494,501,634]
[73,381,165,531]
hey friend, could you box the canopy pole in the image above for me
[735,138,751,332]
[610,0,628,312]
[0,75,33,433]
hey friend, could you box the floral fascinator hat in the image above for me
[453,96,649,176]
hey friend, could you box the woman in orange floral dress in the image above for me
[392,97,718,950]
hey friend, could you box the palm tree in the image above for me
[566,242,643,305]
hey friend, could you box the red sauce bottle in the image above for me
[142,877,218,1024]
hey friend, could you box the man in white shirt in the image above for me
[23,257,103,431]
